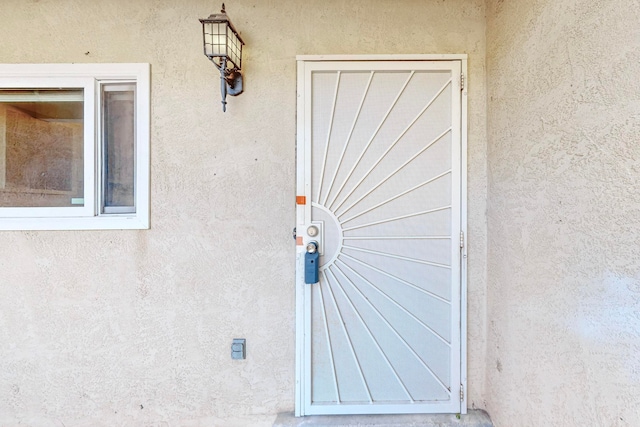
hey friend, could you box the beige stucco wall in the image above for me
[486,1,640,426]
[0,1,487,425]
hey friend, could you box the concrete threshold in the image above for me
[273,410,493,427]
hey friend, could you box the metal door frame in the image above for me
[295,54,468,416]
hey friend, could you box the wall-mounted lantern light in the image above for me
[200,3,245,112]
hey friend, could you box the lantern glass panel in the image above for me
[227,30,242,69]
[203,22,229,66]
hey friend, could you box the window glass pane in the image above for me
[102,84,135,212]
[0,89,84,207]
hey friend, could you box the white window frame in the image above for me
[0,63,150,230]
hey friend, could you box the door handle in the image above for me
[304,241,320,284]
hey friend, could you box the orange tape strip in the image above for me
[296,236,303,246]
[296,196,306,205]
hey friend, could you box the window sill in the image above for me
[0,214,149,230]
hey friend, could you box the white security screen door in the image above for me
[295,57,467,416]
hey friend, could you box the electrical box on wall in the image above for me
[231,338,246,359]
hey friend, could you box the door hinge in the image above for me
[460,384,464,401]
[460,73,465,91]
[460,231,465,249]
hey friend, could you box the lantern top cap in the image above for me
[199,3,245,45]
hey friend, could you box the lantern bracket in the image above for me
[213,57,243,112]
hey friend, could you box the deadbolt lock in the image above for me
[307,225,319,237]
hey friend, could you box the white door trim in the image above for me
[296,54,469,61]
[295,55,468,416]
[459,56,469,415]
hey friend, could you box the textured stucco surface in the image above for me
[486,1,640,426]
[0,1,487,425]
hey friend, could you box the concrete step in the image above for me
[273,410,493,427]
